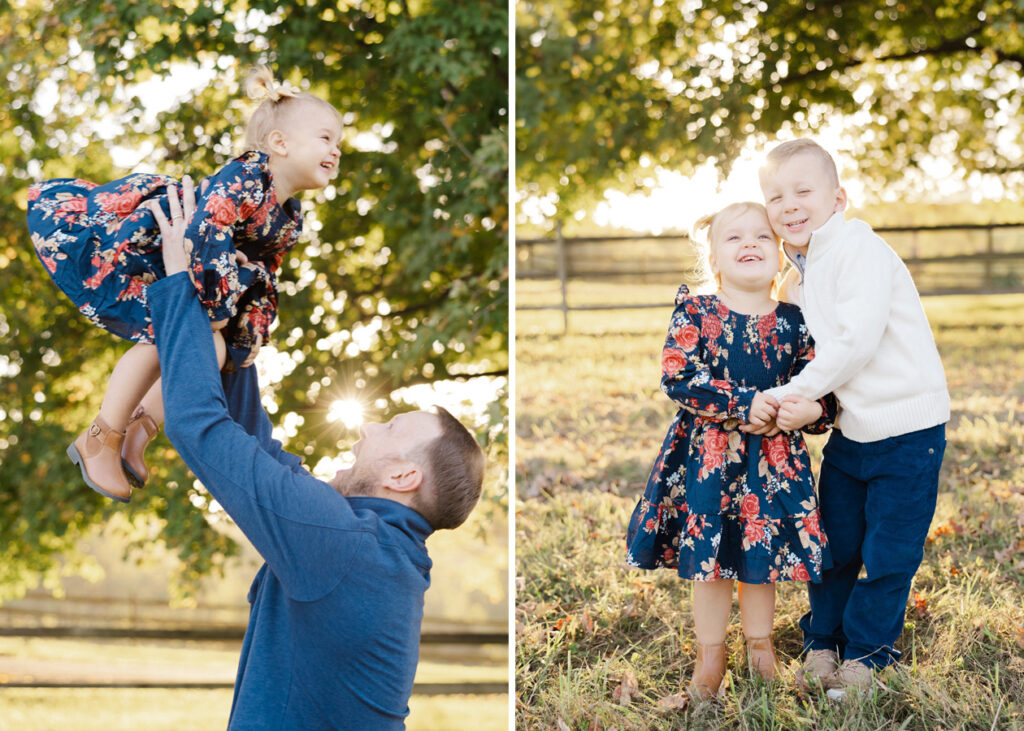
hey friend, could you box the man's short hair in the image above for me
[416,407,486,530]
[761,139,840,187]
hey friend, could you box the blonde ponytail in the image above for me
[244,65,299,104]
[241,66,341,153]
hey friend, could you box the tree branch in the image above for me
[778,24,989,87]
[373,367,509,394]
[977,162,1024,174]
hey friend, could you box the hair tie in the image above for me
[244,66,299,104]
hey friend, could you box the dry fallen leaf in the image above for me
[612,670,639,706]
[1012,624,1024,650]
[656,693,689,711]
[994,542,1023,564]
[556,718,571,731]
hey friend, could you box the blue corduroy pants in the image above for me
[800,423,946,668]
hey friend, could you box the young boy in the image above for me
[753,139,950,697]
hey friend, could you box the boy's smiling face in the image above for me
[759,151,847,250]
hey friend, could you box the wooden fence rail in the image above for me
[517,221,1024,331]
[0,625,507,644]
[0,675,509,696]
[0,626,507,695]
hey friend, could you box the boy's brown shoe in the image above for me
[824,659,875,700]
[795,649,839,692]
[67,416,132,503]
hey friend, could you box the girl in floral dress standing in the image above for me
[27,67,342,503]
[625,201,834,701]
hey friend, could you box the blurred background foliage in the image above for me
[0,0,508,600]
[516,0,1024,224]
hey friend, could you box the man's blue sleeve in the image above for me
[149,273,366,601]
[221,364,305,474]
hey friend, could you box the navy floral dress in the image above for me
[626,285,835,584]
[27,151,302,365]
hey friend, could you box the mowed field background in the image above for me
[515,280,1024,729]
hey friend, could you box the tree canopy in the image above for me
[516,0,1024,222]
[0,1,507,598]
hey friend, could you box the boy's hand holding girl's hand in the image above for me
[742,392,822,434]
[775,395,823,432]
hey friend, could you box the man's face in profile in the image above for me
[329,411,442,496]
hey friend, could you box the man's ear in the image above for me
[383,462,424,494]
[267,129,288,156]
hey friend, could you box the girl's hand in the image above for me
[748,392,779,426]
[150,176,198,275]
[740,392,781,436]
[775,395,823,432]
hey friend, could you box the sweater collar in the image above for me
[805,211,847,260]
[347,496,434,569]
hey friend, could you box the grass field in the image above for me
[515,282,1024,729]
[0,688,508,730]
[0,637,508,730]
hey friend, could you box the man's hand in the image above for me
[776,395,824,432]
[149,176,197,276]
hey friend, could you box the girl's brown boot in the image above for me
[745,635,782,681]
[687,642,727,701]
[66,416,132,503]
[122,406,159,488]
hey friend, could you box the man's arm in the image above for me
[150,181,364,601]
[221,365,305,475]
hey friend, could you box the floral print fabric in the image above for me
[27,151,302,362]
[626,285,834,584]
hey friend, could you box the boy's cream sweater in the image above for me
[766,212,950,442]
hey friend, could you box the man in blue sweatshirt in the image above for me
[147,178,486,729]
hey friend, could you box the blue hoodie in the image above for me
[149,272,433,730]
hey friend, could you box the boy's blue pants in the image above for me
[800,423,946,668]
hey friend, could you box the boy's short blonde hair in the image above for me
[760,139,840,187]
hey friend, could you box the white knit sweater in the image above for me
[767,212,950,442]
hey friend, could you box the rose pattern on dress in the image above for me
[26,151,301,363]
[626,284,837,584]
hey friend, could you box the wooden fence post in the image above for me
[985,225,994,290]
[556,219,568,334]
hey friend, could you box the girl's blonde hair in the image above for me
[242,66,342,153]
[691,201,782,292]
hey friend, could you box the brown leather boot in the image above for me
[66,416,132,503]
[745,636,782,682]
[687,642,727,701]
[122,406,159,489]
